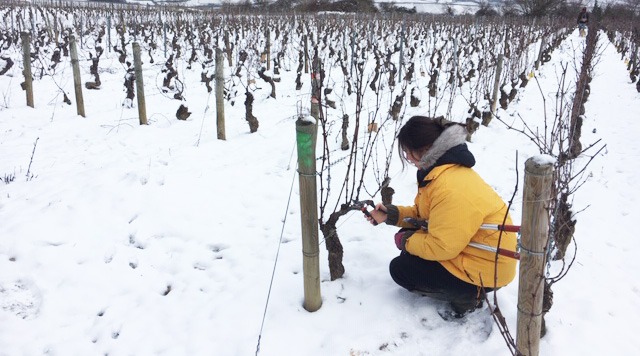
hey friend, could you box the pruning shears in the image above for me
[403,217,521,260]
[352,200,378,226]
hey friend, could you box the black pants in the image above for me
[389,252,493,311]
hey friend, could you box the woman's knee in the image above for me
[389,255,413,290]
[388,255,403,280]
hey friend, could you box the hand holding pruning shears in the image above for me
[364,203,388,226]
[352,201,387,226]
[367,204,388,225]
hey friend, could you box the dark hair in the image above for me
[396,116,464,168]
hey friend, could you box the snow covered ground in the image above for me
[1,28,639,355]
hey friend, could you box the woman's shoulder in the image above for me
[430,163,480,179]
[427,164,487,190]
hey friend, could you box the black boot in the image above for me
[450,298,482,318]
[415,289,480,320]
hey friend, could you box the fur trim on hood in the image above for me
[418,125,468,170]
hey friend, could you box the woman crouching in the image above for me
[367,116,518,317]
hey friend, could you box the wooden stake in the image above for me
[351,30,356,77]
[398,23,404,83]
[223,30,232,67]
[132,42,147,125]
[69,36,85,117]
[215,48,225,140]
[303,34,309,74]
[265,25,271,71]
[43,10,52,40]
[535,38,546,70]
[20,32,34,108]
[107,16,111,53]
[486,54,504,126]
[163,22,167,58]
[295,118,322,312]
[29,6,35,41]
[79,17,84,48]
[310,55,321,121]
[516,157,553,356]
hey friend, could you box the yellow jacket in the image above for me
[387,124,517,288]
[391,163,517,288]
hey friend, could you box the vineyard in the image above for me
[0,3,574,123]
[1,1,640,355]
[0,3,574,270]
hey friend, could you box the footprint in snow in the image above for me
[0,280,41,320]
[209,244,229,254]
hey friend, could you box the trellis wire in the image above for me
[255,161,298,356]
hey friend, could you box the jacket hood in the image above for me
[418,125,475,170]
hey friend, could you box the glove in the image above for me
[394,229,415,250]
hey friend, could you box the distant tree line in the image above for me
[222,0,414,14]
[91,0,128,4]
[218,0,639,22]
[503,0,639,22]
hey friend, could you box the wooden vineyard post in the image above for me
[310,56,321,121]
[303,34,309,74]
[453,38,459,83]
[223,28,232,67]
[43,6,53,40]
[79,17,84,48]
[133,13,137,42]
[295,117,322,313]
[107,16,112,53]
[351,30,355,77]
[215,48,226,140]
[163,22,167,58]
[265,24,271,71]
[69,36,85,117]
[29,6,35,40]
[158,12,162,55]
[398,23,404,83]
[446,38,459,116]
[516,157,554,356]
[535,37,547,70]
[21,32,34,108]
[132,42,147,125]
[486,54,504,126]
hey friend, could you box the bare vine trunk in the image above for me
[245,90,259,133]
[568,28,598,159]
[341,114,349,150]
[258,67,276,99]
[320,212,346,281]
